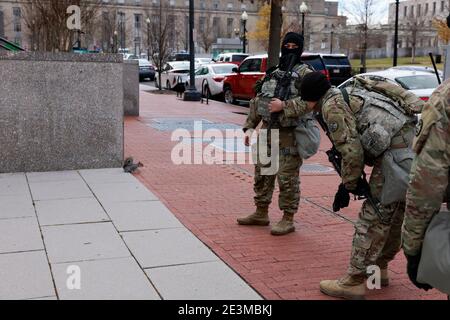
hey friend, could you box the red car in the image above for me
[223,53,332,104]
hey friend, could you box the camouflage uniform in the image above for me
[318,81,422,279]
[242,64,312,220]
[402,79,450,257]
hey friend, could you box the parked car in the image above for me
[215,52,249,65]
[388,65,443,80]
[195,58,213,66]
[137,59,156,81]
[123,53,139,60]
[155,61,190,89]
[338,69,440,102]
[223,54,268,104]
[222,53,350,104]
[186,63,236,98]
[320,54,352,86]
[169,52,190,61]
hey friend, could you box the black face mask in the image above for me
[279,32,304,71]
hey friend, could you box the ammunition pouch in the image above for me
[380,147,414,205]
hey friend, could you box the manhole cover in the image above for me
[301,164,335,174]
[149,118,241,132]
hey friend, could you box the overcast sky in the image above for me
[337,0,395,25]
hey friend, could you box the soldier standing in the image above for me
[237,32,313,236]
[402,79,450,295]
[298,72,424,299]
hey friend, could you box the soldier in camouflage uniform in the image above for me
[402,79,450,293]
[237,32,313,236]
[298,72,424,299]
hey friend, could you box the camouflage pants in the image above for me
[348,157,405,276]
[253,128,302,214]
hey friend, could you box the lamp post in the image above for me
[183,0,201,101]
[393,0,399,66]
[146,17,151,61]
[300,2,308,37]
[241,11,248,54]
[113,30,118,53]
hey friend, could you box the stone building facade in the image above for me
[0,0,347,56]
[386,0,449,57]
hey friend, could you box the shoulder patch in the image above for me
[329,122,339,133]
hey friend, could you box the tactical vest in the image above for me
[256,64,310,128]
[326,87,416,158]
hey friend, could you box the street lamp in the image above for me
[393,0,399,66]
[183,0,201,101]
[300,2,308,37]
[241,11,248,54]
[113,30,118,53]
[146,17,151,61]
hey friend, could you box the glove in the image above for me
[348,178,370,198]
[333,183,350,212]
[405,253,433,291]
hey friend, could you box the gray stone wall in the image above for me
[123,60,139,116]
[0,52,124,173]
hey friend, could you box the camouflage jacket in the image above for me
[319,80,421,190]
[243,63,313,131]
[319,88,365,190]
[402,78,450,256]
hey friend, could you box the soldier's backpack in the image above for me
[340,80,417,158]
[418,206,450,295]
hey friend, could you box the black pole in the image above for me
[147,22,150,60]
[302,13,305,37]
[393,0,399,66]
[183,0,201,101]
[243,20,247,53]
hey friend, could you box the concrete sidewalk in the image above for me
[0,169,261,300]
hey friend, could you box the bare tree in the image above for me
[145,1,174,90]
[198,16,214,53]
[342,0,378,71]
[22,0,102,52]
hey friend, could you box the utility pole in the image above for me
[393,0,399,66]
[183,0,201,101]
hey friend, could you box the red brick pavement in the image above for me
[125,89,446,300]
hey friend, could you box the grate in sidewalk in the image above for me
[149,118,241,132]
[301,164,335,174]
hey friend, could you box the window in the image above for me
[213,17,220,38]
[227,18,233,37]
[134,14,142,37]
[239,59,261,72]
[13,7,21,18]
[441,1,445,12]
[433,2,436,14]
[404,6,407,17]
[14,22,21,32]
[200,0,206,9]
[238,59,253,72]
[199,17,206,33]
[425,3,429,14]
[0,11,4,37]
[417,4,421,16]
[213,0,220,10]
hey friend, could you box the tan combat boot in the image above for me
[270,213,295,236]
[237,207,270,226]
[320,275,366,300]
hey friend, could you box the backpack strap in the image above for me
[340,87,350,105]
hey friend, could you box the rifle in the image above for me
[268,54,299,129]
[315,112,390,224]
